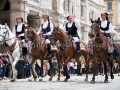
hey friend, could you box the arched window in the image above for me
[4,0,10,11]
[52,0,57,11]
[63,1,65,11]
[81,5,84,17]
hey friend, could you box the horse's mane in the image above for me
[30,28,38,36]
[58,28,67,38]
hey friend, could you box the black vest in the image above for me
[66,22,77,36]
[15,24,25,40]
[100,21,111,37]
[100,21,110,31]
[41,22,51,34]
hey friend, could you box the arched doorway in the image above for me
[0,0,10,25]
[0,0,10,52]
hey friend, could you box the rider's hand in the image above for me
[100,30,104,33]
[17,35,21,38]
[43,34,46,36]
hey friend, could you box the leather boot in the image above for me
[75,42,80,53]
[47,44,51,57]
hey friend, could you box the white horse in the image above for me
[0,24,22,82]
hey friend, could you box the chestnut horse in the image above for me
[89,18,114,83]
[25,27,61,81]
[50,27,89,82]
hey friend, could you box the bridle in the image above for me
[0,27,16,43]
[91,22,101,38]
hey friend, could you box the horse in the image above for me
[25,26,61,81]
[50,26,89,82]
[89,18,114,83]
[0,24,22,82]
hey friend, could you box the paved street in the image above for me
[0,74,120,90]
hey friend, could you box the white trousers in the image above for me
[72,37,79,42]
[45,39,50,44]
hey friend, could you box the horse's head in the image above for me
[51,26,60,45]
[89,17,100,36]
[0,24,9,42]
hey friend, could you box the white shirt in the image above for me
[101,20,117,35]
[21,39,29,48]
[13,23,24,36]
[37,20,53,35]
[63,20,80,32]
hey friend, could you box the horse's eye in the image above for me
[3,32,6,34]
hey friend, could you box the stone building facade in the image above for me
[0,0,104,52]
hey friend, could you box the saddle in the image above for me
[89,35,114,55]
[9,38,20,53]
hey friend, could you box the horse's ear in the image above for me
[97,17,100,24]
[90,18,93,23]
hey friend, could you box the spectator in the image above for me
[35,62,41,78]
[52,58,58,76]
[24,59,31,78]
[0,53,4,80]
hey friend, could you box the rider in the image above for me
[63,15,81,53]
[100,13,117,37]
[100,13,117,51]
[37,15,54,57]
[13,16,25,40]
[13,16,26,58]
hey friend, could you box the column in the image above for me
[58,0,65,14]
[9,0,28,30]
[69,0,72,14]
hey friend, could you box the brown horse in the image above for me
[50,26,89,82]
[89,18,114,83]
[25,27,61,81]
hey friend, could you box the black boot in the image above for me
[47,44,51,57]
[75,42,80,53]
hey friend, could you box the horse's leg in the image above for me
[91,57,97,84]
[39,59,43,81]
[116,58,120,76]
[82,51,89,81]
[103,59,108,83]
[48,60,53,81]
[10,57,19,82]
[63,56,70,82]
[109,57,114,79]
[29,58,37,81]
[56,56,61,81]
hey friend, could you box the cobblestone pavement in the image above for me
[0,74,120,90]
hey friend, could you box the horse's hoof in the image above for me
[118,74,120,76]
[57,78,60,81]
[10,79,15,82]
[64,78,68,82]
[91,80,95,84]
[111,75,114,79]
[104,79,108,83]
[49,78,52,81]
[84,78,88,81]
[68,75,70,79]
[34,78,37,81]
[28,79,32,82]
[39,79,43,81]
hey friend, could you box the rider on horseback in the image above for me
[100,13,117,53]
[63,15,81,53]
[37,15,53,57]
[13,16,26,58]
